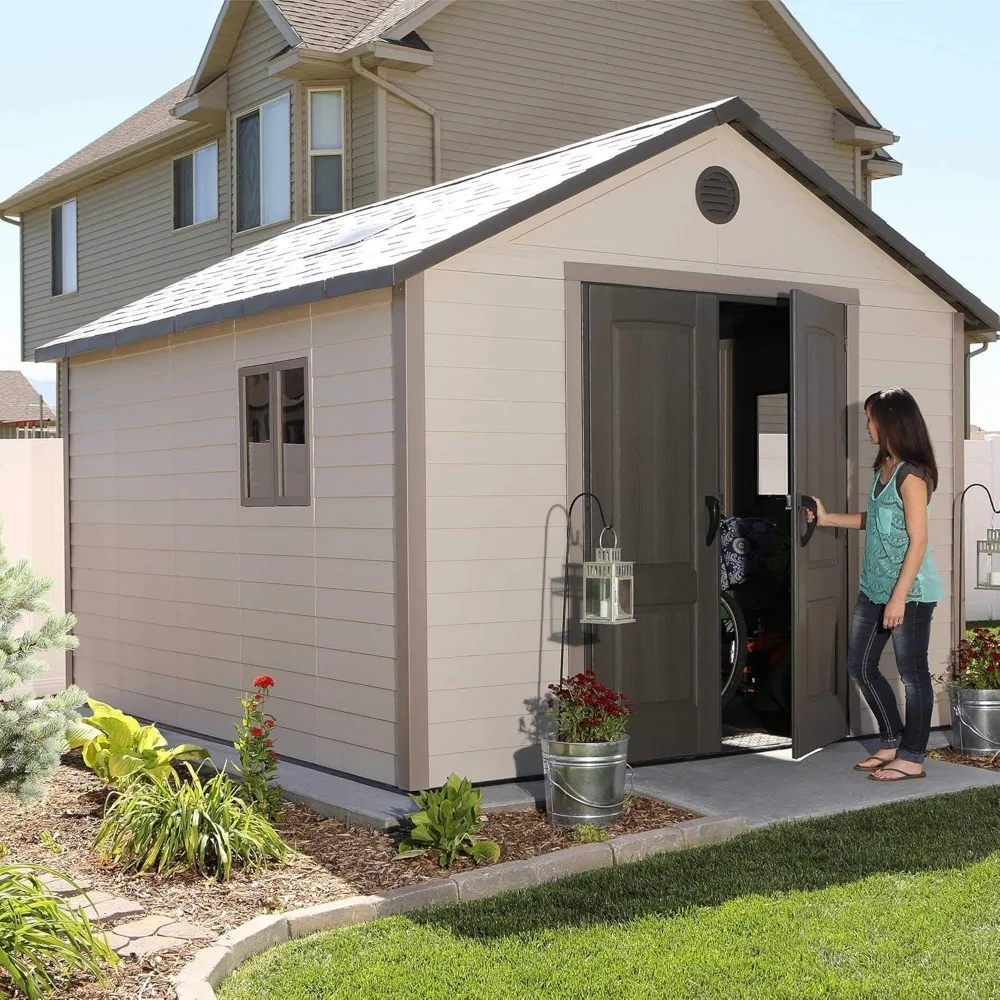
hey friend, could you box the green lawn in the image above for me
[220,788,1000,1000]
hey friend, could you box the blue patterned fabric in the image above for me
[720,517,789,591]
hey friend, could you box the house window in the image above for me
[50,199,77,296]
[240,358,309,506]
[309,89,344,215]
[235,93,291,232]
[174,142,219,229]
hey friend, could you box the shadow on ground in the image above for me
[408,786,1000,940]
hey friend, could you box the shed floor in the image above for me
[157,727,1000,831]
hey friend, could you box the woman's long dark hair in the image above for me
[865,388,938,491]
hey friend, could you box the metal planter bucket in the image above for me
[540,736,630,828]
[949,687,1000,755]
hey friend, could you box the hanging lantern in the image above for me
[581,528,634,626]
[977,529,1000,590]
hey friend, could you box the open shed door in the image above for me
[790,290,849,757]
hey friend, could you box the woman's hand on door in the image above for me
[805,496,829,527]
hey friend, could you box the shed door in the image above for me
[790,289,849,757]
[587,284,720,761]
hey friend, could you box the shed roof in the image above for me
[0,371,55,424]
[37,97,998,362]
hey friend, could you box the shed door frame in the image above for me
[564,263,863,743]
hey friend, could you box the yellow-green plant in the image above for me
[66,699,208,789]
[570,823,610,843]
[0,864,115,999]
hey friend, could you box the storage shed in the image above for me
[42,98,998,790]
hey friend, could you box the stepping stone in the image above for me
[158,921,215,941]
[40,874,93,897]
[119,935,186,959]
[75,897,145,926]
[101,932,129,952]
[66,890,113,910]
[113,914,174,938]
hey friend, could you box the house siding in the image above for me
[21,129,229,363]
[228,1,297,254]
[66,291,398,785]
[351,77,379,208]
[384,0,857,198]
[419,126,955,784]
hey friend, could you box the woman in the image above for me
[808,387,944,781]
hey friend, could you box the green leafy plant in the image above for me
[545,670,632,743]
[396,773,500,867]
[570,823,610,843]
[233,675,283,820]
[66,699,209,789]
[94,763,290,881]
[37,831,62,856]
[0,864,116,999]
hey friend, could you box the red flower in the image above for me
[253,675,275,689]
[265,719,275,729]
[266,738,274,747]
[268,751,279,761]
[251,727,264,738]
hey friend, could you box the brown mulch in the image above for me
[3,757,695,1000]
[927,746,1000,770]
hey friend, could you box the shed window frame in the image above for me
[234,92,292,234]
[173,141,220,230]
[307,87,346,217]
[239,357,310,507]
[50,198,77,297]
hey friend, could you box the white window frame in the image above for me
[307,86,346,217]
[172,141,220,231]
[50,198,77,297]
[234,92,292,234]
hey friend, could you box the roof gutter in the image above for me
[0,212,20,227]
[351,56,441,184]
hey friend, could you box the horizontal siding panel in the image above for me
[426,463,567,498]
[429,649,561,690]
[426,495,565,530]
[424,334,565,372]
[425,432,565,465]
[424,301,565,340]
[425,368,565,403]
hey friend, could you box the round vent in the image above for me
[696,167,740,224]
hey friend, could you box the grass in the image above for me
[220,788,1000,1000]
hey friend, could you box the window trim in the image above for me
[238,357,310,507]
[234,92,292,235]
[172,140,220,231]
[307,86,346,218]
[50,198,77,297]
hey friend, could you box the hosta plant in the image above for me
[0,864,115,999]
[94,763,290,882]
[66,699,208,789]
[396,773,500,867]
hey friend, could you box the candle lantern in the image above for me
[580,528,634,626]
[976,529,1000,590]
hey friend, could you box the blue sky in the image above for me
[1,1,998,425]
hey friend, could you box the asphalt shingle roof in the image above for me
[275,0,430,51]
[0,372,55,424]
[36,98,999,361]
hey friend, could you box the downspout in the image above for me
[853,148,863,199]
[351,56,441,186]
[967,340,989,438]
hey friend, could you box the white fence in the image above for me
[0,440,66,695]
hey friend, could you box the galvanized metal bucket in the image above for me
[949,687,1000,755]
[540,736,630,828]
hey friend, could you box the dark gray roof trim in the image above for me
[38,97,997,362]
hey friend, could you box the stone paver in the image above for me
[120,935,186,959]
[159,921,215,941]
[40,874,94,897]
[101,932,129,952]
[66,890,113,910]
[113,914,174,938]
[76,896,145,926]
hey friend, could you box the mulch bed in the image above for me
[927,746,1000,770]
[4,754,696,1000]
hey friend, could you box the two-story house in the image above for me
[2,0,901,378]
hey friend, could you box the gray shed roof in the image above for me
[37,97,998,362]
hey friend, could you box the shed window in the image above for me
[50,199,77,296]
[174,142,219,229]
[236,93,291,232]
[308,89,344,215]
[240,359,310,506]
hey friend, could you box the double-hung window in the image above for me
[235,93,291,232]
[240,358,310,506]
[308,89,344,215]
[50,199,77,296]
[174,141,219,229]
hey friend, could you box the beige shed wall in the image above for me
[66,291,398,785]
[421,126,959,784]
[385,0,858,200]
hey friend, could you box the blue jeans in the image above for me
[847,593,936,764]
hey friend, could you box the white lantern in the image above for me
[580,528,634,626]
[976,529,1000,590]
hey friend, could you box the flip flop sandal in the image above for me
[853,756,891,772]
[868,767,926,782]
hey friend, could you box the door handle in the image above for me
[799,495,818,548]
[705,495,722,546]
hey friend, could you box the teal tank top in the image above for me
[860,466,944,605]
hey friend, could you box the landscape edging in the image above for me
[170,813,748,999]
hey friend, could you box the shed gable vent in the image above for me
[696,167,740,224]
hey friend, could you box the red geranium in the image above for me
[253,675,275,689]
[545,669,631,743]
[234,676,281,819]
[948,628,1000,691]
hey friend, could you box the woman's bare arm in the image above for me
[807,497,863,530]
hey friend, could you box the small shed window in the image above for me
[239,358,310,506]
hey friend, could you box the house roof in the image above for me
[274,0,435,52]
[0,372,55,424]
[36,97,998,363]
